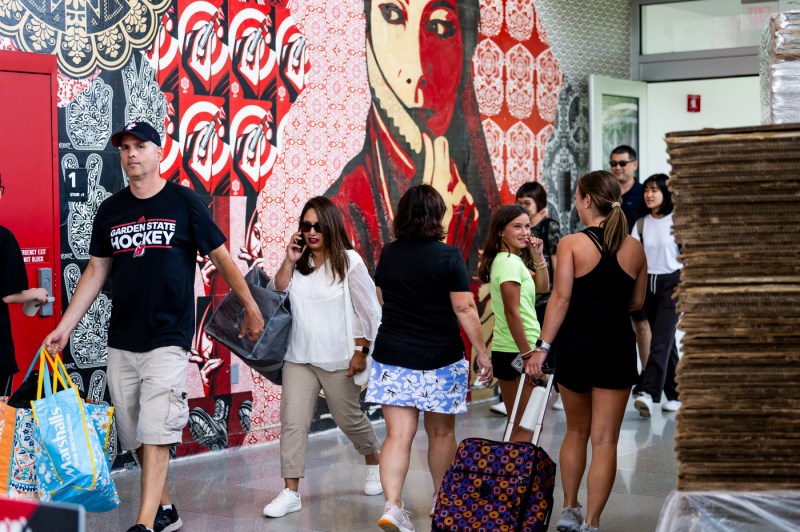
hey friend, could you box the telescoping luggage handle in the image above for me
[503,369,554,445]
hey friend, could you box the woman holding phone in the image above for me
[478,204,549,442]
[262,196,383,519]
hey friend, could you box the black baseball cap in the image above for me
[111,121,162,147]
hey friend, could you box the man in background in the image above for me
[610,145,650,383]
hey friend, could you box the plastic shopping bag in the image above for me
[0,346,51,500]
[0,399,37,500]
[31,348,119,512]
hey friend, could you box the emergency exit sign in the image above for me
[687,94,701,113]
[20,247,49,264]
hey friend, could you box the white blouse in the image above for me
[272,249,381,372]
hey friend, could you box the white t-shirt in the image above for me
[632,213,683,274]
[278,249,381,371]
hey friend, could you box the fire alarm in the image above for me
[687,94,701,113]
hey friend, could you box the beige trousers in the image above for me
[280,361,380,478]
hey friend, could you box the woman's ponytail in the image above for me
[577,171,627,254]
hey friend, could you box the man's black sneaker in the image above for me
[126,525,150,532]
[154,504,183,532]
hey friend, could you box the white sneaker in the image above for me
[552,393,564,410]
[364,464,383,495]
[556,505,584,531]
[634,392,653,418]
[489,401,507,416]
[378,501,415,532]
[262,488,301,518]
[662,399,682,412]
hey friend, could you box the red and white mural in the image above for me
[475,0,563,202]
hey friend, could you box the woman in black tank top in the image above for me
[524,171,647,532]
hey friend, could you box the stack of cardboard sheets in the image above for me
[761,11,800,124]
[666,123,800,490]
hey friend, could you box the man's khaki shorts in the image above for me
[106,346,190,450]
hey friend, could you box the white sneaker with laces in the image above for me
[552,393,564,410]
[662,399,682,412]
[378,501,415,532]
[262,488,301,518]
[634,392,653,418]
[364,464,383,495]
[556,506,584,531]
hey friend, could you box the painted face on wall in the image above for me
[370,0,463,136]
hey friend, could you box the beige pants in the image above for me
[280,361,379,478]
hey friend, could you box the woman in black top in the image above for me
[366,185,492,531]
[525,171,646,532]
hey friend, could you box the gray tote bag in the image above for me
[204,267,290,385]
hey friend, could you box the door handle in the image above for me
[37,268,54,317]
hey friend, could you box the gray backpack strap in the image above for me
[636,217,644,245]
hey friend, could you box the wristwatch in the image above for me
[358,345,370,355]
[535,338,551,350]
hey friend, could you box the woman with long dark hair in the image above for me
[525,171,647,532]
[366,185,492,532]
[262,196,383,519]
[477,204,548,442]
[632,173,682,418]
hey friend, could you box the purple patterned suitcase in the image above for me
[434,374,556,531]
[432,437,556,531]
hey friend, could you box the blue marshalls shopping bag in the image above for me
[30,348,119,512]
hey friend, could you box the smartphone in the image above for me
[296,234,306,248]
[511,353,525,373]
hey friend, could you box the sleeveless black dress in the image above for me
[553,227,638,393]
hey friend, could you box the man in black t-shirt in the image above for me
[44,122,264,532]
[0,173,50,395]
[610,145,651,385]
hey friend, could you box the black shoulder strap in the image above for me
[583,228,603,253]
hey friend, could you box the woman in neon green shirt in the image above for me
[478,204,549,441]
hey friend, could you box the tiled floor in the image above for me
[88,395,678,531]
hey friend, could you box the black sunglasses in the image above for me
[609,160,635,168]
[299,221,323,233]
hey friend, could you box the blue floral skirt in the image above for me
[365,358,469,414]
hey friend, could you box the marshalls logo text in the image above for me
[48,406,79,476]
